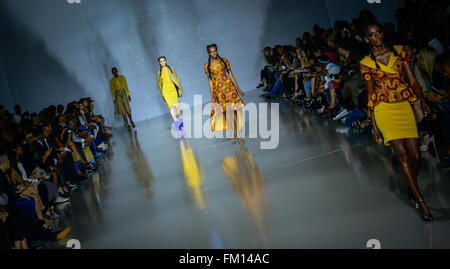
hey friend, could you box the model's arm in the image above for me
[208,76,214,103]
[123,76,131,101]
[228,69,245,98]
[403,61,431,115]
[364,78,383,144]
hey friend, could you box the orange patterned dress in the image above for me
[360,45,419,145]
[204,57,244,131]
[360,45,417,111]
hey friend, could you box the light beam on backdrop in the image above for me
[0,0,394,125]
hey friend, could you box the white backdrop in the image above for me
[0,0,395,124]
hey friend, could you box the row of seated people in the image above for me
[0,97,113,249]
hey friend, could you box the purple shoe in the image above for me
[173,118,183,131]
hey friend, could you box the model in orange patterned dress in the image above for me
[361,23,432,222]
[205,44,246,143]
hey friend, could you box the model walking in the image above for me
[204,44,246,143]
[110,67,135,132]
[157,56,185,130]
[360,22,433,221]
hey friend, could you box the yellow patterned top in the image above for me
[360,45,417,110]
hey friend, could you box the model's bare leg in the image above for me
[391,139,432,220]
[127,113,135,128]
[235,110,244,144]
[406,138,421,178]
[226,108,235,142]
[122,114,130,126]
[169,107,178,121]
[176,106,182,119]
[122,114,131,131]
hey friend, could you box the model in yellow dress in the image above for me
[361,23,432,222]
[157,56,185,130]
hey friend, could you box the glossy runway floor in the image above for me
[56,89,450,249]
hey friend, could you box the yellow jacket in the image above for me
[110,75,130,101]
[157,66,184,97]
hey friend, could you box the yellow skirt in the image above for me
[162,84,179,109]
[374,101,419,146]
[114,89,131,115]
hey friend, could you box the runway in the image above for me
[56,89,450,249]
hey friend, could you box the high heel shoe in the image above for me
[407,189,419,209]
[230,132,236,143]
[173,119,184,131]
[418,199,434,222]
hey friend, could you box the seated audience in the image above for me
[0,95,111,249]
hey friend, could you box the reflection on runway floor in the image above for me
[60,89,450,249]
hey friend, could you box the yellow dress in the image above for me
[110,75,131,115]
[161,67,179,108]
[360,45,418,145]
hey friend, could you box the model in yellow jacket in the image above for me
[157,56,184,129]
[110,67,135,132]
